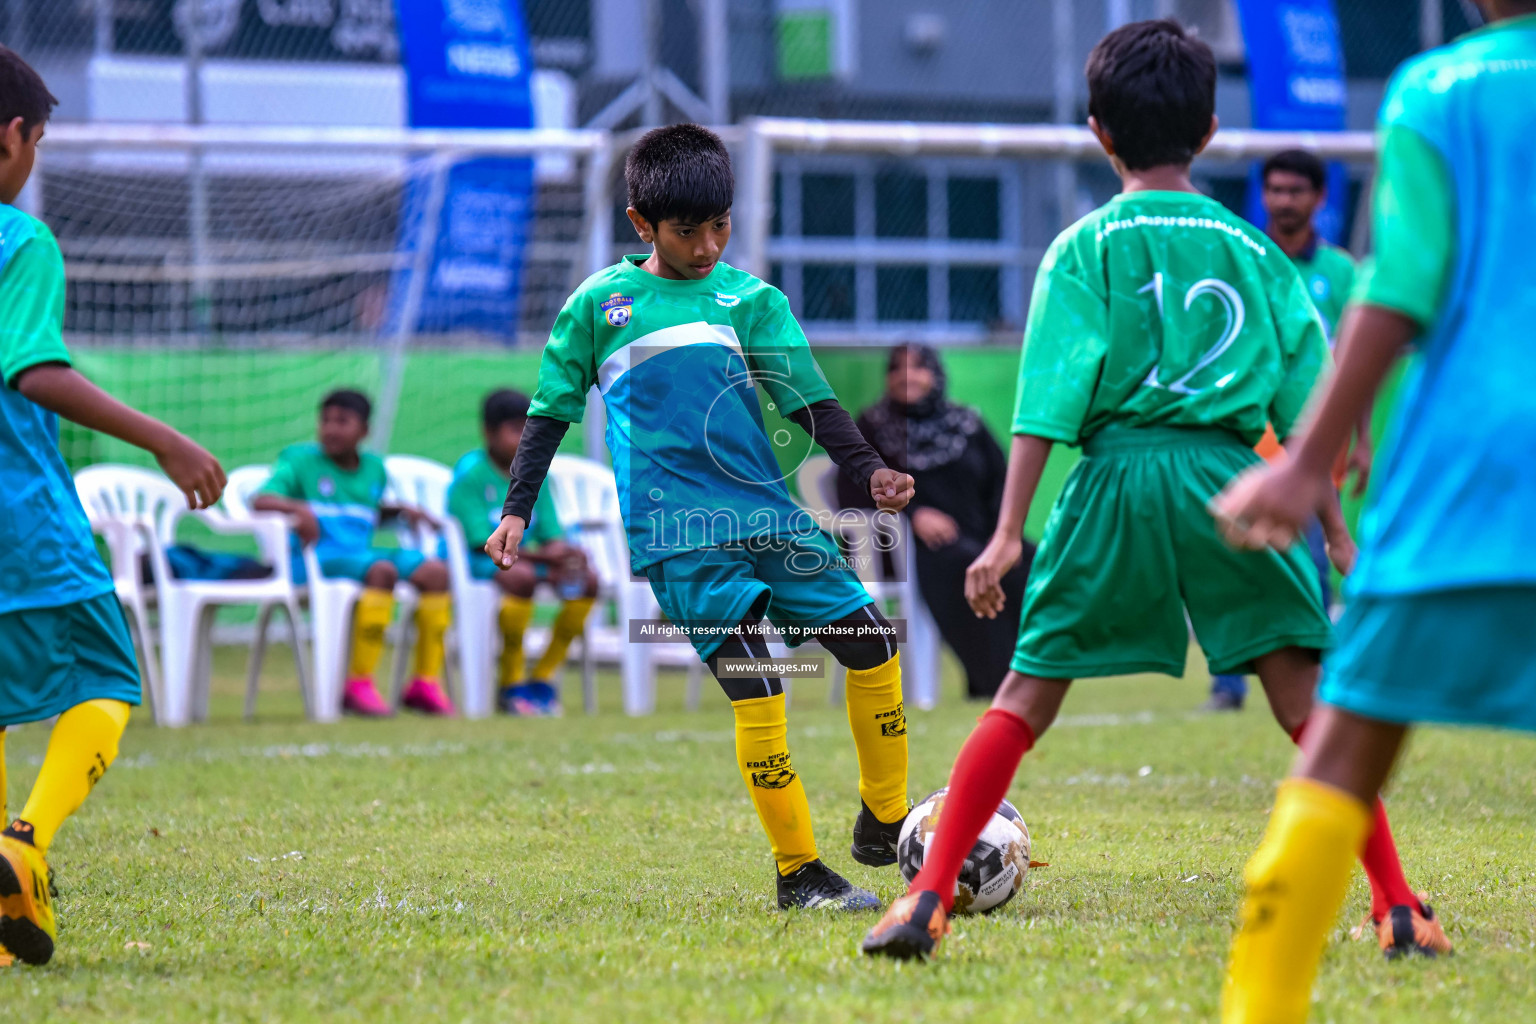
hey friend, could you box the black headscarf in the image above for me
[862,343,984,472]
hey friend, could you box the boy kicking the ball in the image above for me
[484,124,916,911]
[862,19,1439,959]
[1219,3,1536,1020]
[0,46,225,964]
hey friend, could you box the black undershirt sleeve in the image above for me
[785,398,889,495]
[500,415,571,523]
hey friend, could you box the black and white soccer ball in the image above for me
[897,787,1032,914]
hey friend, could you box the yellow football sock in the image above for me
[733,693,818,875]
[844,652,909,824]
[1223,778,1372,1024]
[532,596,595,681]
[16,700,130,854]
[498,595,535,685]
[411,593,452,681]
[348,588,395,680]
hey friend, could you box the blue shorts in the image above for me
[0,591,142,727]
[643,536,873,660]
[1319,586,1536,732]
[293,548,429,585]
[468,551,550,582]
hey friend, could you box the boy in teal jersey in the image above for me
[1206,148,1364,712]
[0,46,226,966]
[484,124,918,911]
[254,390,455,718]
[1220,2,1536,1018]
[864,19,1432,960]
[448,388,597,716]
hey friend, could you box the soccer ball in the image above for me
[897,787,1032,914]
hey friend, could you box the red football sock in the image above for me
[1290,718,1420,919]
[911,708,1035,914]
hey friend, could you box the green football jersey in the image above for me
[1012,191,1330,447]
[448,448,562,551]
[1291,237,1356,341]
[258,443,387,555]
[530,255,836,571]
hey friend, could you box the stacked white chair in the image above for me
[544,455,703,715]
[380,455,482,714]
[795,455,944,710]
[75,463,308,726]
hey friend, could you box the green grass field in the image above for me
[3,646,1534,1023]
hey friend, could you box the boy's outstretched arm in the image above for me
[966,433,1052,619]
[784,398,913,512]
[15,363,225,508]
[1214,307,1417,551]
[486,415,569,569]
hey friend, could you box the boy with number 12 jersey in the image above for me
[863,19,1435,960]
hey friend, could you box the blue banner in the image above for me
[1234,0,1349,243]
[390,0,535,339]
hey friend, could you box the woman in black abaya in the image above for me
[838,344,1032,699]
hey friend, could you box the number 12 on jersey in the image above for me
[1137,272,1245,396]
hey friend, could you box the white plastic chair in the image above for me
[74,464,167,718]
[75,464,308,726]
[796,455,944,710]
[544,455,702,715]
[225,463,416,723]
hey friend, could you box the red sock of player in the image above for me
[1290,719,1420,919]
[910,708,1035,914]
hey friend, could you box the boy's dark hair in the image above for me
[0,45,57,135]
[320,389,371,423]
[482,388,531,431]
[625,123,734,227]
[1086,19,1216,171]
[1262,149,1327,192]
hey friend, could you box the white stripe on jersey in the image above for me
[597,321,743,396]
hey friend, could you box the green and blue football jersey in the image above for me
[258,443,387,557]
[0,206,114,614]
[529,256,835,571]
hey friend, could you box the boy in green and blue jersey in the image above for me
[483,124,918,911]
[1221,3,1536,1018]
[254,390,455,718]
[0,46,226,966]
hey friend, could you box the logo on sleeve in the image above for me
[601,293,633,327]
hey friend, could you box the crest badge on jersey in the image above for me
[601,293,633,327]
[1310,275,1330,301]
[319,477,335,498]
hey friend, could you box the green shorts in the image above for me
[644,535,874,660]
[0,590,142,727]
[1012,425,1333,680]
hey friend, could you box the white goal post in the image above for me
[734,117,1380,282]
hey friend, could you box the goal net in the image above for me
[36,124,609,473]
